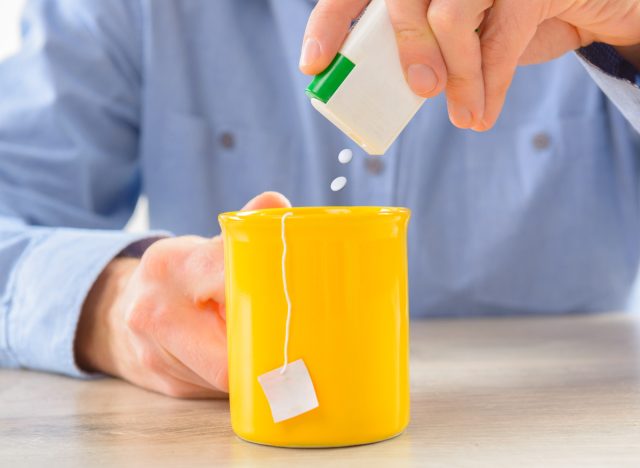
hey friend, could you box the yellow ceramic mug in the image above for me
[219,206,410,447]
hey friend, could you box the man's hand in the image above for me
[75,192,291,398]
[300,0,640,130]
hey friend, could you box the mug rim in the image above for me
[219,206,410,224]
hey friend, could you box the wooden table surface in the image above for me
[2,312,640,467]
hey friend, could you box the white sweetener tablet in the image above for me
[330,176,347,191]
[338,148,353,164]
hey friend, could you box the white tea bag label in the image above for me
[257,359,319,423]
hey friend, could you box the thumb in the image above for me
[188,192,292,306]
[299,0,369,74]
[240,191,291,211]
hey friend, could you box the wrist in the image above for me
[75,257,139,375]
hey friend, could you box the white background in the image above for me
[0,0,149,231]
[0,0,24,60]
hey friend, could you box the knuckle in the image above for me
[312,7,337,24]
[125,306,148,333]
[187,247,217,276]
[481,35,504,61]
[125,296,153,332]
[446,74,476,91]
[158,381,182,398]
[125,293,171,333]
[393,23,428,43]
[140,236,209,283]
[139,241,171,280]
[427,3,461,35]
[138,349,161,372]
[213,364,229,392]
[314,0,351,18]
[160,381,193,399]
[481,37,515,72]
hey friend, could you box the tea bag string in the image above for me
[280,212,293,374]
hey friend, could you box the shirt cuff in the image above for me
[577,42,640,85]
[576,44,640,134]
[5,228,166,378]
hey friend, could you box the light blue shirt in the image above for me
[1,0,640,377]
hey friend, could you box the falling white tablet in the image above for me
[330,176,347,192]
[338,148,353,164]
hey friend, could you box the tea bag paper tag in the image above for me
[257,359,319,423]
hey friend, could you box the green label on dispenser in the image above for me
[305,53,355,104]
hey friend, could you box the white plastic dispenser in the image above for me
[305,0,426,155]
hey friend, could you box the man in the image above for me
[1,0,640,398]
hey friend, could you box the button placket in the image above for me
[365,157,385,175]
[532,132,551,151]
[219,131,235,149]
[361,146,397,206]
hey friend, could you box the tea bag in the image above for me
[257,212,319,423]
[258,359,319,423]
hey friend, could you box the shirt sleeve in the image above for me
[0,0,163,378]
[1,225,163,377]
[577,43,640,133]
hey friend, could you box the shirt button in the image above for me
[532,132,551,150]
[219,132,235,149]
[365,157,384,175]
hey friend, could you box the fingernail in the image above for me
[471,118,490,132]
[407,64,438,96]
[448,101,473,128]
[300,37,321,69]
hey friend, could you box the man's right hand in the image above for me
[75,192,291,398]
[301,0,640,131]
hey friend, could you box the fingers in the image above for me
[125,191,293,397]
[164,363,222,396]
[157,304,230,391]
[160,345,220,390]
[301,0,447,97]
[127,240,229,394]
[141,342,226,397]
[183,191,291,303]
[121,319,226,398]
[241,191,291,211]
[167,191,291,391]
[300,0,553,130]
[299,0,369,74]
[142,192,291,307]
[386,0,447,98]
[472,1,543,130]
[427,0,491,128]
[147,371,225,399]
[176,236,226,306]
